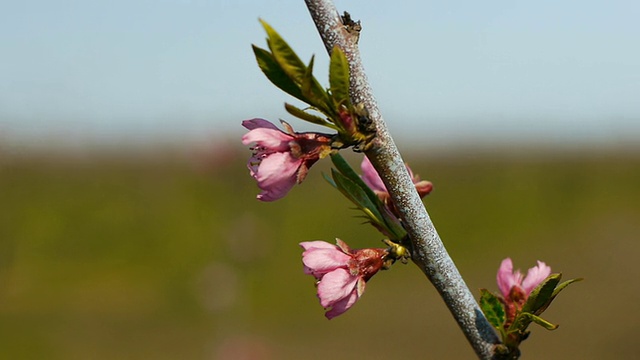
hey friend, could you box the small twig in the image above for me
[304,0,502,358]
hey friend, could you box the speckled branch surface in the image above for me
[304,0,501,358]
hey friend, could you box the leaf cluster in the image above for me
[252,20,373,147]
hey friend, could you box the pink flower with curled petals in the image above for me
[360,156,433,215]
[497,258,552,327]
[242,119,333,201]
[300,239,387,319]
[497,258,551,299]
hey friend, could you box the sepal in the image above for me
[513,312,559,331]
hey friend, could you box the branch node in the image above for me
[341,11,362,43]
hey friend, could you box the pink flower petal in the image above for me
[254,152,299,182]
[497,258,522,298]
[522,260,552,295]
[242,127,292,151]
[302,248,351,274]
[317,268,359,308]
[257,183,296,201]
[241,119,294,153]
[300,241,340,251]
[242,118,280,131]
[325,288,360,319]
[360,157,387,193]
[253,152,300,201]
[300,241,349,277]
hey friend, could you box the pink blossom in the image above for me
[300,239,387,319]
[496,258,552,328]
[497,258,552,298]
[242,119,332,201]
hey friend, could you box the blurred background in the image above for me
[1,0,639,359]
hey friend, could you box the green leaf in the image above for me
[322,172,336,187]
[330,154,406,240]
[552,277,583,298]
[518,312,559,330]
[305,56,334,116]
[480,289,506,331]
[252,45,306,102]
[533,277,583,314]
[329,46,351,106]
[301,56,314,97]
[331,169,388,230]
[522,273,561,315]
[301,56,321,107]
[259,20,331,114]
[260,19,307,84]
[330,153,378,201]
[284,103,337,129]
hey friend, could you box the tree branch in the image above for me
[304,1,502,358]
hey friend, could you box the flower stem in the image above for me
[304,0,502,358]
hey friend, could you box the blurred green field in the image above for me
[1,147,638,359]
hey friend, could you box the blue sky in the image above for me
[2,0,639,148]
